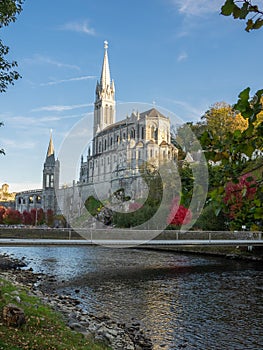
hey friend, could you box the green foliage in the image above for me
[0,0,23,93]
[200,90,263,230]
[221,0,263,31]
[112,165,163,228]
[85,196,103,216]
[173,122,206,155]
[193,203,227,231]
[0,122,5,155]
[0,0,23,27]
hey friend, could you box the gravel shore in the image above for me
[0,253,153,350]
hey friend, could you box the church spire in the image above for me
[100,41,111,89]
[93,41,116,136]
[46,130,54,158]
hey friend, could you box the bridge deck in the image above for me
[0,238,262,247]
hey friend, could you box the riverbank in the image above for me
[146,245,263,262]
[0,253,153,350]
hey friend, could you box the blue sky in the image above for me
[0,0,263,192]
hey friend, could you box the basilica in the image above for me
[79,41,178,186]
[15,41,178,216]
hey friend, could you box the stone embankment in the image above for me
[0,253,153,350]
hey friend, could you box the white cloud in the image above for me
[2,138,36,150]
[31,103,93,113]
[59,20,96,35]
[24,54,80,71]
[40,75,96,86]
[171,0,222,16]
[177,51,188,62]
[167,98,207,119]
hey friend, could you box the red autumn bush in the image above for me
[2,208,22,225]
[223,173,257,220]
[0,206,7,224]
[167,197,192,226]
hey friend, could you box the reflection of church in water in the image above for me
[15,41,178,215]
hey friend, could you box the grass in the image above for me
[0,278,110,350]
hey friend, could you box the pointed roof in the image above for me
[139,108,167,120]
[100,40,111,89]
[46,131,55,159]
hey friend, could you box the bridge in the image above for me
[0,229,262,247]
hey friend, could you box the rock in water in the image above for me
[2,303,26,327]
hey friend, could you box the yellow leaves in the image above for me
[204,102,248,141]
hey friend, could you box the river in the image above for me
[2,246,263,349]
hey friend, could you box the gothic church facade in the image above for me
[79,41,178,189]
[15,41,177,216]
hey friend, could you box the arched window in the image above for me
[141,127,144,139]
[105,104,109,124]
[151,126,155,139]
[99,142,102,153]
[130,128,135,139]
[104,139,107,150]
[110,137,113,146]
[155,128,158,142]
[123,132,126,140]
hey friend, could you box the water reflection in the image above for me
[2,246,263,350]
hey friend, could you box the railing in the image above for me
[0,228,262,247]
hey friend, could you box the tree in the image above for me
[200,89,263,230]
[0,206,6,223]
[202,102,248,142]
[0,0,23,93]
[2,208,22,225]
[0,122,5,155]
[0,1,23,154]
[223,173,259,230]
[221,0,263,31]
[22,210,33,225]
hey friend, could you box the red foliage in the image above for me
[30,208,45,225]
[0,206,7,224]
[223,173,257,219]
[46,209,54,227]
[3,208,22,225]
[22,210,33,225]
[167,197,192,226]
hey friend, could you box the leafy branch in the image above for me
[221,0,263,31]
[0,122,5,155]
[0,0,24,92]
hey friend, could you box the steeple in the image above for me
[93,41,116,137]
[43,132,60,212]
[46,130,54,159]
[100,41,111,90]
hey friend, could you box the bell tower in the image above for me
[93,41,116,136]
[42,131,60,212]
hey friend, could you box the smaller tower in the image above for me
[42,131,60,212]
[93,40,116,136]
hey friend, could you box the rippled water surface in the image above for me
[2,246,263,349]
